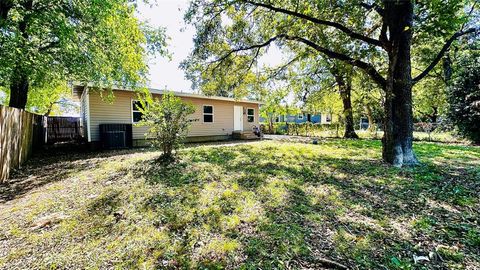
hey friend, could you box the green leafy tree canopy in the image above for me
[0,0,167,109]
[447,42,480,143]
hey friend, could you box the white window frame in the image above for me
[203,104,214,123]
[298,114,304,120]
[131,99,147,124]
[325,113,332,123]
[247,107,255,123]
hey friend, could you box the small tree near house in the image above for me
[137,91,195,161]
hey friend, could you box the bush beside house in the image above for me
[137,91,195,161]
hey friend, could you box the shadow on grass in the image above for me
[130,142,479,269]
[0,141,254,203]
[2,139,478,269]
[0,147,153,203]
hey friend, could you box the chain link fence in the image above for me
[260,121,468,143]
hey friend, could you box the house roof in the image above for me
[72,85,263,105]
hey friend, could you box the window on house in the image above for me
[326,114,332,123]
[298,114,304,120]
[132,100,147,123]
[247,108,255,122]
[203,105,214,123]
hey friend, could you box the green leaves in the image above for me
[136,90,195,160]
[0,0,167,109]
[447,41,480,143]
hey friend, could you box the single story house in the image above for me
[73,86,262,146]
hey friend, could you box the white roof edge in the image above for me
[72,83,263,105]
[148,88,263,104]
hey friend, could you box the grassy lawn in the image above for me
[280,129,468,144]
[0,139,479,269]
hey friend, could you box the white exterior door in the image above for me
[234,106,243,131]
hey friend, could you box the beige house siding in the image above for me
[86,90,260,142]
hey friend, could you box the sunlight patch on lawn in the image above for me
[0,140,478,269]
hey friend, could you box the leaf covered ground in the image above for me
[0,139,479,269]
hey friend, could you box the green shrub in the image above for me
[137,91,195,161]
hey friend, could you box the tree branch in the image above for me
[209,35,280,64]
[268,54,303,79]
[210,34,386,89]
[243,0,383,47]
[413,27,479,84]
[281,35,386,89]
[360,2,384,16]
[379,21,389,48]
[39,40,60,52]
[247,47,261,71]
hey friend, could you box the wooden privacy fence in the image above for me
[47,116,82,143]
[0,105,45,183]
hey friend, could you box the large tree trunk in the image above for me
[8,4,31,109]
[382,0,418,167]
[341,77,359,139]
[9,66,29,109]
[332,67,359,139]
[0,0,13,26]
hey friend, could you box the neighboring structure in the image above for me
[261,112,334,124]
[73,86,262,146]
[359,117,370,130]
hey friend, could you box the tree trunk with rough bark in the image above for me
[6,0,32,109]
[9,66,29,109]
[332,68,359,139]
[382,0,418,167]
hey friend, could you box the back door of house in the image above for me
[234,106,243,131]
